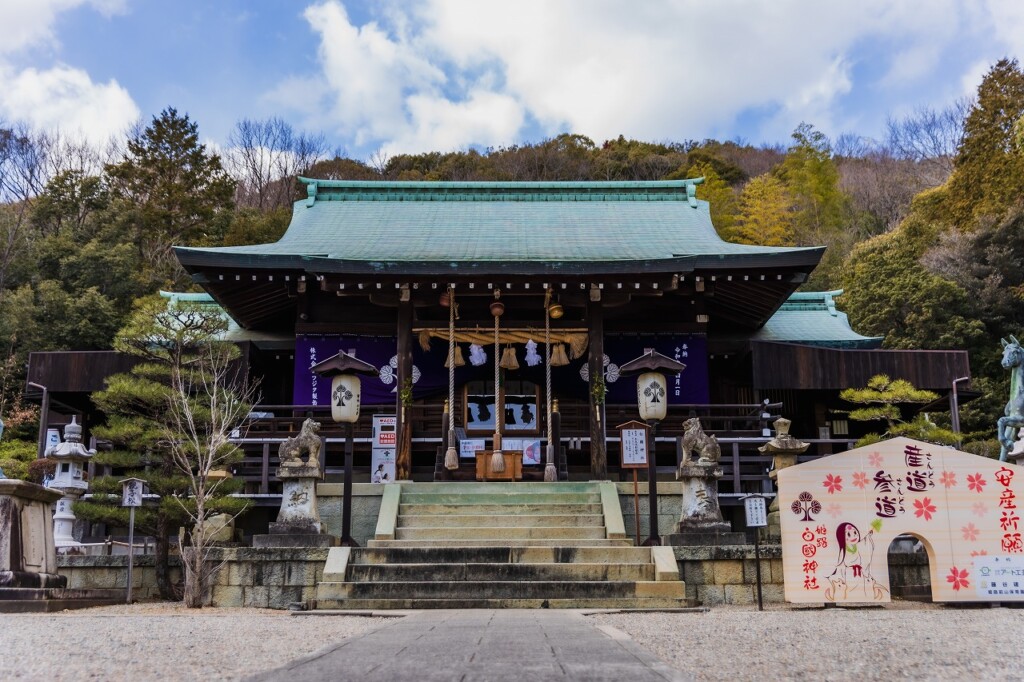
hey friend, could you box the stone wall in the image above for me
[318,483,385,545]
[205,547,329,608]
[616,481,685,540]
[59,555,182,600]
[674,545,784,605]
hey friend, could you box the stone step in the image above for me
[397,514,605,528]
[347,562,655,582]
[317,579,685,600]
[398,493,601,505]
[313,596,692,609]
[352,545,654,565]
[394,526,607,541]
[398,503,604,515]
[368,538,634,548]
[397,482,601,493]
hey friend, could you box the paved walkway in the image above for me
[251,610,689,681]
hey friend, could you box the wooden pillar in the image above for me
[587,292,607,478]
[395,299,414,480]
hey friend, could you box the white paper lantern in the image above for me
[331,374,362,423]
[637,371,667,421]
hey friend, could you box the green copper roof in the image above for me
[755,290,882,349]
[175,179,823,275]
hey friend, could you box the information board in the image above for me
[975,555,1024,600]
[619,424,649,469]
[743,495,768,527]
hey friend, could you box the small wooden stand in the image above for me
[475,451,523,481]
[618,421,650,546]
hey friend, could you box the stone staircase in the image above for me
[313,481,688,609]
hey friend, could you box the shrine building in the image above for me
[29,178,971,501]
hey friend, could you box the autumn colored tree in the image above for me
[730,174,793,246]
[776,123,850,246]
[684,163,738,236]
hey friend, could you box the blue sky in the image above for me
[1,0,1022,160]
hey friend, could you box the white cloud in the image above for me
[278,0,1024,156]
[0,0,126,55]
[0,64,140,145]
[0,0,137,146]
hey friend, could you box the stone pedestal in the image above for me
[0,479,66,589]
[53,492,84,552]
[664,463,745,546]
[1007,429,1024,467]
[764,452,800,541]
[253,464,338,548]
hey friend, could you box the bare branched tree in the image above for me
[885,98,971,187]
[164,339,257,608]
[226,118,329,210]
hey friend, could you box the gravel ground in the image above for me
[595,602,1024,681]
[6,602,1024,680]
[1,603,390,681]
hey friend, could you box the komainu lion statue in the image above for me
[279,418,322,468]
[678,417,721,470]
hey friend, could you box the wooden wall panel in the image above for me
[752,342,970,390]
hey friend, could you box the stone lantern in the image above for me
[758,417,809,541]
[45,416,95,553]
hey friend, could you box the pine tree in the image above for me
[75,297,250,600]
[105,108,235,289]
[949,58,1024,224]
[840,374,958,447]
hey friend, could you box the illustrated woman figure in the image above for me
[826,521,886,601]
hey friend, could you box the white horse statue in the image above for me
[998,335,1024,461]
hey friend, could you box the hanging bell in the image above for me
[499,345,519,370]
[445,344,466,368]
[550,343,570,367]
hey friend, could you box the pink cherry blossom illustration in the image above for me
[823,473,843,494]
[939,471,957,488]
[967,473,986,493]
[961,523,979,541]
[914,497,937,521]
[972,502,988,518]
[946,566,969,591]
[852,471,868,489]
[868,452,883,468]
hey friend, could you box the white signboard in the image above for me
[522,440,542,465]
[370,449,395,483]
[121,480,143,507]
[975,555,1024,600]
[460,439,486,460]
[744,495,768,528]
[779,437,1024,604]
[620,428,648,468]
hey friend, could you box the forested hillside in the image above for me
[1,58,1022,470]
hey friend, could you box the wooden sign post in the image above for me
[743,494,768,611]
[119,477,145,604]
[618,421,650,547]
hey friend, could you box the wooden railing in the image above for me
[228,401,849,504]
